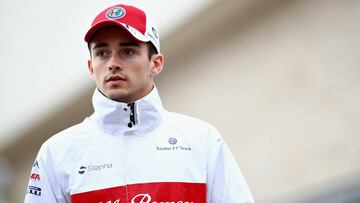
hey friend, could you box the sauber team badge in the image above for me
[106,7,126,20]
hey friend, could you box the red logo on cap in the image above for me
[106,7,126,20]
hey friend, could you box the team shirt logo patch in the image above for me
[29,186,42,196]
[78,163,113,175]
[106,7,126,20]
[168,137,177,145]
[33,160,39,168]
[30,173,41,181]
[156,137,191,151]
[78,166,86,174]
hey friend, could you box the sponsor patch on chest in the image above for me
[156,137,191,151]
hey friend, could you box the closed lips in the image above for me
[106,75,125,82]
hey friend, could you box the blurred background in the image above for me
[1,0,360,202]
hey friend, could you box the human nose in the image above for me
[108,57,123,71]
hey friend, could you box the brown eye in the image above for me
[95,50,109,58]
[123,49,135,56]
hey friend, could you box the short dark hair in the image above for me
[146,42,158,60]
[87,41,158,60]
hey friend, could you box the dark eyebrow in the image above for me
[119,41,140,48]
[91,41,140,50]
[92,42,108,50]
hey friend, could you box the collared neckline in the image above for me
[89,86,164,135]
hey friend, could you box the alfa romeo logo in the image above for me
[168,137,177,145]
[106,7,126,20]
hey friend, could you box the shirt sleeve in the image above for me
[24,143,66,203]
[206,125,255,203]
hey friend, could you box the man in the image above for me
[24,4,254,203]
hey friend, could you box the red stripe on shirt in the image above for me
[71,182,206,203]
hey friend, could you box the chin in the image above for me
[105,90,129,102]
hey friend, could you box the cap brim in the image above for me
[84,20,149,43]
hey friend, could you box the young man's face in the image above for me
[88,26,163,103]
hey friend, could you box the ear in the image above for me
[150,54,164,77]
[87,59,95,79]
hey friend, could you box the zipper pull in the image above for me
[127,103,136,128]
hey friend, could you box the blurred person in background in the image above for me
[24,3,254,203]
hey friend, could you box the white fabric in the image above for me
[24,87,254,203]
